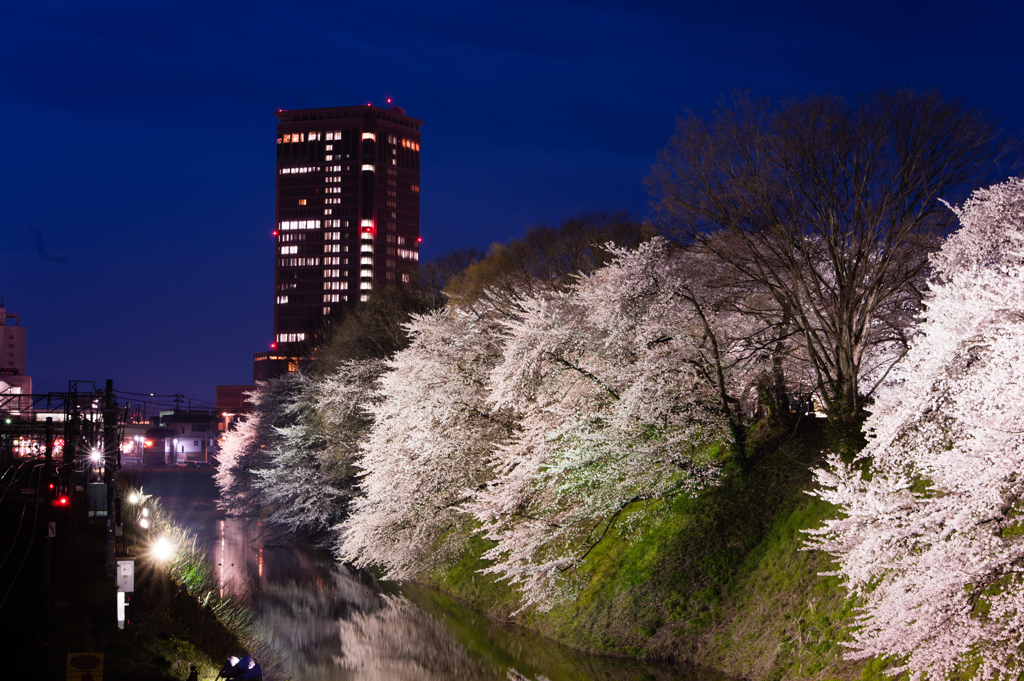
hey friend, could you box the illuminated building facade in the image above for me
[271,104,422,353]
[0,304,31,401]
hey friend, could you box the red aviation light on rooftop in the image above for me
[387,98,392,104]
[272,230,278,236]
[417,237,422,243]
[270,342,277,349]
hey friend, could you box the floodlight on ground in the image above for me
[152,536,174,561]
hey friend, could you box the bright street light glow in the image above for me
[90,450,102,463]
[139,518,150,529]
[152,536,173,561]
[128,493,139,504]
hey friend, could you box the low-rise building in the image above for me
[159,410,218,464]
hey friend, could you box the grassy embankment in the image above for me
[425,417,892,681]
[28,480,269,681]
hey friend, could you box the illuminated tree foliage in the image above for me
[214,375,300,517]
[806,178,1024,680]
[336,307,512,578]
[255,360,385,541]
[464,239,754,609]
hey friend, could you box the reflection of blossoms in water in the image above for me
[508,670,550,681]
[257,563,383,678]
[191,516,724,681]
[337,594,500,681]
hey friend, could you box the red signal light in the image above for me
[49,483,55,490]
[52,495,69,508]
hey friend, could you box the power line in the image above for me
[113,390,216,408]
[0,481,41,614]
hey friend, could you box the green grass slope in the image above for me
[428,418,887,681]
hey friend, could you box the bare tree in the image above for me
[647,89,1011,441]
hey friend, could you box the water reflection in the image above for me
[183,513,728,681]
[336,595,497,681]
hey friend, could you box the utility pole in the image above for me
[43,417,54,589]
[63,382,79,506]
[103,379,118,578]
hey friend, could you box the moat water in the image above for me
[169,505,729,681]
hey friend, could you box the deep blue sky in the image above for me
[2,0,1023,407]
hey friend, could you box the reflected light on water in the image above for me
[219,519,225,599]
[183,514,727,681]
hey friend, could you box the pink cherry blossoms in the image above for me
[805,177,1024,680]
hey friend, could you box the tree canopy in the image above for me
[806,177,1024,680]
[647,90,1011,433]
[445,210,654,315]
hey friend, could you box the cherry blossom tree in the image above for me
[215,375,300,516]
[466,239,757,609]
[336,307,513,579]
[255,360,385,541]
[805,177,1024,679]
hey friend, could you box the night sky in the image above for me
[2,0,1023,409]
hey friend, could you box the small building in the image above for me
[159,410,218,464]
[216,384,256,435]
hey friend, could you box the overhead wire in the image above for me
[0,462,43,591]
[114,389,216,407]
[0,478,41,613]
[0,459,33,506]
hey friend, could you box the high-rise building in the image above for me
[271,104,422,346]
